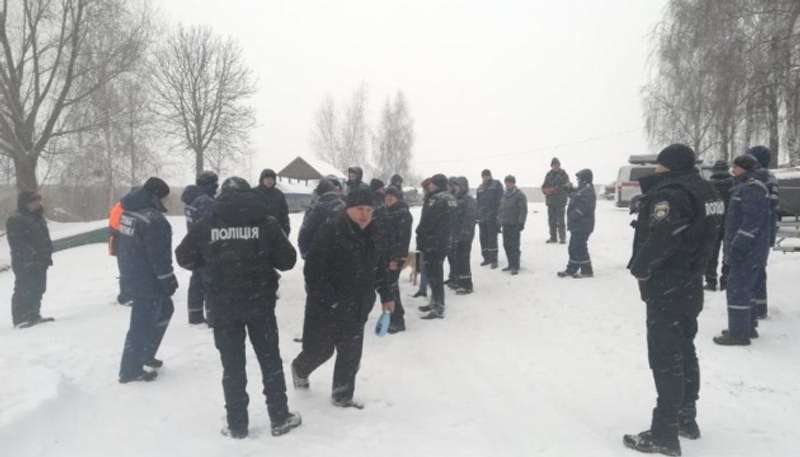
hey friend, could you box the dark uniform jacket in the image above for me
[181,184,215,231]
[298,192,345,259]
[476,179,503,224]
[6,197,53,272]
[628,169,723,312]
[499,187,528,228]
[724,170,771,267]
[382,201,413,263]
[415,190,457,256]
[117,189,176,299]
[175,189,296,322]
[256,183,291,235]
[454,183,477,243]
[541,169,571,207]
[567,183,596,234]
[304,213,391,323]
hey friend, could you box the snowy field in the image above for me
[1,201,799,457]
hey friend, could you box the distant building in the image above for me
[275,156,346,210]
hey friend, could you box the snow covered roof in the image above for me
[276,177,316,195]
[278,156,346,180]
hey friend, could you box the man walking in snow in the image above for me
[7,191,54,328]
[625,144,723,456]
[713,154,771,346]
[558,169,596,278]
[180,171,218,324]
[499,175,528,275]
[256,168,291,235]
[291,188,394,408]
[117,178,177,383]
[176,177,301,439]
[476,169,503,268]
[541,157,570,244]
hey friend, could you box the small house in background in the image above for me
[276,156,346,211]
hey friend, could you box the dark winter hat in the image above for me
[504,175,516,184]
[259,168,277,181]
[747,146,771,168]
[369,178,385,192]
[143,177,170,199]
[390,174,403,187]
[346,188,374,208]
[196,170,219,187]
[656,144,696,172]
[17,190,41,209]
[456,176,469,195]
[431,174,449,192]
[221,176,251,192]
[712,160,729,171]
[481,169,492,177]
[551,157,560,167]
[385,186,403,199]
[576,169,594,184]
[315,178,336,195]
[347,166,364,180]
[733,154,759,172]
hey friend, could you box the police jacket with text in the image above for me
[304,213,391,323]
[117,189,176,299]
[628,169,723,312]
[175,189,296,322]
[723,170,771,268]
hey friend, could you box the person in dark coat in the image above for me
[370,178,386,207]
[476,169,503,268]
[744,145,779,319]
[704,160,734,291]
[390,174,404,197]
[117,178,177,383]
[383,186,413,333]
[452,176,477,294]
[445,176,461,287]
[346,166,370,195]
[558,169,596,278]
[624,144,723,456]
[181,171,218,324]
[415,174,457,319]
[541,158,571,243]
[713,154,772,346]
[256,168,291,235]
[175,177,301,439]
[498,175,528,275]
[297,178,345,259]
[291,188,394,409]
[412,177,434,298]
[6,191,54,328]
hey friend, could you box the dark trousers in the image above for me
[453,240,474,290]
[565,231,592,274]
[387,267,405,324]
[447,249,457,282]
[704,229,724,286]
[293,312,365,402]
[646,303,700,443]
[119,296,174,379]
[213,312,289,431]
[547,204,566,242]
[726,261,759,339]
[479,221,499,262]
[424,252,446,313]
[502,225,522,270]
[416,260,428,295]
[11,265,47,326]
[187,270,206,324]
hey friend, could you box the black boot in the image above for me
[388,320,406,334]
[623,430,681,456]
[119,370,158,384]
[678,411,701,440]
[418,304,433,312]
[271,412,302,437]
[722,328,758,339]
[412,290,427,298]
[480,259,491,266]
[713,332,751,346]
[144,358,163,369]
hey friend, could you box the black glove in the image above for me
[161,274,178,297]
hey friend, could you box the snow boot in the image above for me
[455,287,473,295]
[510,269,519,276]
[332,398,364,409]
[421,309,444,320]
[480,259,491,266]
[678,418,701,440]
[490,261,498,269]
[221,427,248,439]
[144,358,163,369]
[502,266,512,272]
[623,430,681,456]
[119,370,158,384]
[722,328,758,339]
[418,304,433,312]
[713,333,751,346]
[545,239,557,244]
[388,320,406,334]
[271,412,302,437]
[557,270,578,278]
[412,290,427,298]
[291,361,309,389]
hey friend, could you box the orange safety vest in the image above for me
[108,202,123,256]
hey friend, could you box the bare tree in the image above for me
[311,94,341,170]
[373,91,414,181]
[152,25,256,178]
[339,83,369,168]
[0,0,149,192]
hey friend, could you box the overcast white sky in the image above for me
[158,0,667,185]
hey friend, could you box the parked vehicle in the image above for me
[615,155,658,207]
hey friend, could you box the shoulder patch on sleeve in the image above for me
[652,201,670,221]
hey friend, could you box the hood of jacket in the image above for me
[212,189,270,225]
[122,188,166,213]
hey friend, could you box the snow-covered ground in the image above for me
[1,201,799,457]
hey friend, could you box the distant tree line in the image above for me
[644,0,800,165]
